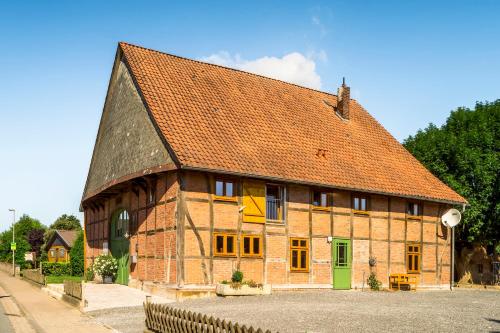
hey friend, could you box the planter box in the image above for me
[216,284,271,296]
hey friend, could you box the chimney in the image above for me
[337,77,350,119]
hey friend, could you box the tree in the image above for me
[27,229,45,261]
[49,214,82,231]
[0,214,45,268]
[70,230,84,276]
[404,100,500,245]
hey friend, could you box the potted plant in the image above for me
[216,270,271,296]
[92,254,118,284]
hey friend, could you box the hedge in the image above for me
[69,231,84,276]
[41,262,72,276]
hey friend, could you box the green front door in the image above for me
[110,210,130,285]
[332,238,351,289]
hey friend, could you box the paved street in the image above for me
[0,270,110,333]
[90,289,500,333]
[0,300,14,333]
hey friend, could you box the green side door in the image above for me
[332,238,351,289]
[110,210,130,285]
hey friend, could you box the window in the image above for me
[214,179,236,201]
[352,195,369,213]
[407,244,421,273]
[266,184,285,221]
[290,238,309,272]
[214,233,236,256]
[50,249,55,258]
[406,202,422,218]
[115,210,129,238]
[312,190,332,209]
[147,185,156,205]
[58,248,65,257]
[241,235,262,257]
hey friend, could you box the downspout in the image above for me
[451,203,467,291]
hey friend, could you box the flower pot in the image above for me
[103,276,113,284]
[216,284,271,296]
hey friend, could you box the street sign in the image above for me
[10,242,16,251]
[24,252,34,261]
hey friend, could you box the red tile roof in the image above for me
[119,42,466,204]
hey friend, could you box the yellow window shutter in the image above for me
[242,181,266,223]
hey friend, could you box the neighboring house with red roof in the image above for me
[81,43,466,294]
[46,230,78,263]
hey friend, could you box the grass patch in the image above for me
[45,275,83,284]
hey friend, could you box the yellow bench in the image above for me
[389,274,418,291]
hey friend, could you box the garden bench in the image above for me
[389,273,418,291]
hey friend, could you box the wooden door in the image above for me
[110,210,130,285]
[332,238,351,289]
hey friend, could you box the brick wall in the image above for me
[84,171,178,285]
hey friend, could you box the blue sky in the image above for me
[0,1,499,230]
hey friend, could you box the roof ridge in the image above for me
[119,41,339,98]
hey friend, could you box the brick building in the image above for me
[82,42,466,296]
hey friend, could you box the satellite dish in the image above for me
[442,208,462,228]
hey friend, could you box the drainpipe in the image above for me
[451,203,467,291]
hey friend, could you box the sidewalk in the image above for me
[0,300,14,333]
[0,270,111,333]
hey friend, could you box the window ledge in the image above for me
[241,255,263,259]
[213,196,238,203]
[266,220,285,225]
[290,270,309,273]
[406,215,422,221]
[312,206,331,212]
[353,210,369,216]
[214,254,237,258]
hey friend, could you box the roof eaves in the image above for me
[180,165,467,206]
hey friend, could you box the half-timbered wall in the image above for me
[179,170,451,288]
[84,171,178,285]
[85,169,451,289]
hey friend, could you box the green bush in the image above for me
[231,270,243,283]
[93,254,118,278]
[69,231,84,276]
[84,267,95,282]
[367,272,382,291]
[42,262,72,276]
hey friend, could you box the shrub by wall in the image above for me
[69,231,84,276]
[42,262,72,276]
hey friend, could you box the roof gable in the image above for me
[115,42,465,204]
[46,230,79,249]
[82,50,174,200]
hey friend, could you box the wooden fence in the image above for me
[144,302,274,333]
[22,269,45,285]
[64,280,82,300]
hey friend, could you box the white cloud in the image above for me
[200,51,323,90]
[311,15,327,37]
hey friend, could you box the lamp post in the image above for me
[8,209,15,276]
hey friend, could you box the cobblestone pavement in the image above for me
[89,289,500,333]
